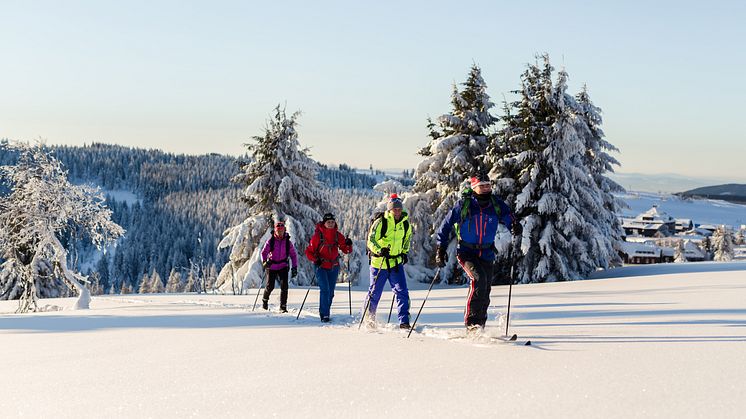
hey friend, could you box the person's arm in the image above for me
[338,231,353,254]
[304,230,319,262]
[403,220,413,255]
[289,239,299,268]
[436,201,463,247]
[497,199,513,231]
[260,238,271,263]
[367,219,384,255]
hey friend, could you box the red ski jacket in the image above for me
[305,222,352,269]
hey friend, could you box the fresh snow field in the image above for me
[2,263,746,418]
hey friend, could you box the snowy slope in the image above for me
[619,191,746,227]
[2,264,746,418]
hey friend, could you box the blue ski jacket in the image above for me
[436,194,513,261]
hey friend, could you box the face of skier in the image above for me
[274,223,285,236]
[391,207,403,221]
[473,182,492,195]
[324,219,335,229]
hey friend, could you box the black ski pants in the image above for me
[263,267,289,309]
[457,253,494,327]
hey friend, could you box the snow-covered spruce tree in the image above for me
[712,226,734,262]
[674,240,687,263]
[166,269,182,293]
[572,85,626,268]
[0,142,124,312]
[491,56,616,282]
[216,106,328,292]
[148,271,165,293]
[408,64,498,283]
[138,272,150,294]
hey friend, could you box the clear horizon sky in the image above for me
[2,1,745,181]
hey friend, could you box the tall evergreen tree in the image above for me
[408,64,497,282]
[149,271,165,293]
[166,269,183,293]
[96,253,111,292]
[712,226,734,262]
[216,106,329,291]
[489,55,621,282]
[572,85,626,268]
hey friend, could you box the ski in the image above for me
[491,334,531,345]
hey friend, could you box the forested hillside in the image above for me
[0,142,408,294]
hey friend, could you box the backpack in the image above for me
[366,212,410,261]
[459,188,501,223]
[455,188,503,250]
[268,234,291,264]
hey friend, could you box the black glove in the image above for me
[344,237,353,247]
[291,267,297,278]
[511,222,523,236]
[436,246,447,268]
[314,259,322,267]
[401,253,408,265]
[380,247,390,257]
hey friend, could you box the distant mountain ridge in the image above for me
[678,184,746,204]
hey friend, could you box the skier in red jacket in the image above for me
[305,213,353,322]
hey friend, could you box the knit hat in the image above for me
[470,173,491,189]
[386,193,403,211]
[322,213,335,222]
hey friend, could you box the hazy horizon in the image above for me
[2,1,744,180]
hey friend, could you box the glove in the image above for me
[314,259,322,267]
[380,247,390,257]
[401,253,408,265]
[344,237,353,247]
[436,246,447,268]
[291,267,297,278]
[263,259,272,269]
[511,222,523,236]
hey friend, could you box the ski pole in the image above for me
[505,235,519,337]
[296,285,311,320]
[359,249,388,329]
[407,267,441,338]
[387,294,396,324]
[252,267,268,311]
[347,255,352,316]
[504,264,514,337]
[383,257,394,323]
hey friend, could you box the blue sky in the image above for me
[2,0,745,180]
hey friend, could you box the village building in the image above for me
[622,205,677,237]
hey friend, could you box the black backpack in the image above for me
[268,234,291,264]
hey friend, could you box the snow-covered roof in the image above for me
[683,241,705,259]
[621,241,661,258]
[660,247,675,257]
[634,205,675,224]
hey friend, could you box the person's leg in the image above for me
[327,265,339,314]
[457,255,489,327]
[474,259,493,326]
[389,266,410,325]
[262,270,277,309]
[278,268,289,311]
[316,266,330,319]
[365,266,389,318]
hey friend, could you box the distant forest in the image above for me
[0,142,412,293]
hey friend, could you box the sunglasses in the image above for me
[274,223,285,228]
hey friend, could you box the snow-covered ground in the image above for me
[3,263,746,418]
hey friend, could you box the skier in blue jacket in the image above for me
[436,173,517,332]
